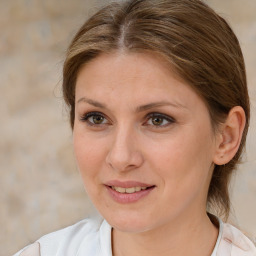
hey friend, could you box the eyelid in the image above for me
[79,111,175,128]
[144,112,176,126]
[79,111,110,125]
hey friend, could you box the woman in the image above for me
[14,0,256,255]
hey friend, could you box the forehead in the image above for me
[77,52,183,90]
[75,52,206,112]
[76,51,176,87]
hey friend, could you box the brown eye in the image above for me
[145,113,175,127]
[80,112,108,126]
[151,117,164,126]
[92,115,105,124]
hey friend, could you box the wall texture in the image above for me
[0,0,255,255]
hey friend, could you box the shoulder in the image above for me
[13,242,41,256]
[217,222,256,256]
[13,217,108,256]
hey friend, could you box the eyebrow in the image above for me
[77,97,107,109]
[77,97,186,111]
[136,101,187,112]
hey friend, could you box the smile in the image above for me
[105,183,156,203]
[111,186,148,193]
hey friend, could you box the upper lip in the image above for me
[105,180,155,188]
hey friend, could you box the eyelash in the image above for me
[79,111,176,128]
[79,111,109,126]
[144,113,176,127]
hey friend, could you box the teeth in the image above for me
[111,186,148,193]
[112,186,126,193]
[126,187,136,193]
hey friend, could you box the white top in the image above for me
[14,216,256,256]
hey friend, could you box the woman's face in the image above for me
[73,52,218,233]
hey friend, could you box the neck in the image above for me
[112,211,218,256]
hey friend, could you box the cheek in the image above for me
[149,135,214,214]
[73,132,104,178]
[146,126,214,184]
[73,133,107,202]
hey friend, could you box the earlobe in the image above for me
[213,106,246,165]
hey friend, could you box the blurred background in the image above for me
[0,0,255,255]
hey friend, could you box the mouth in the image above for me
[104,181,156,203]
[110,186,154,194]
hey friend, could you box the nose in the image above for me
[106,126,144,172]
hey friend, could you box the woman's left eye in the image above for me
[145,113,175,127]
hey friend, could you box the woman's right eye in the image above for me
[80,112,108,126]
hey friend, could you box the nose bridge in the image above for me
[106,122,143,171]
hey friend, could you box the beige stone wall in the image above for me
[1,1,255,255]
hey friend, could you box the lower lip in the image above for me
[105,186,155,204]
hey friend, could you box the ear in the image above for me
[213,106,246,165]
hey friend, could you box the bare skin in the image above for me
[73,52,245,256]
[112,210,218,256]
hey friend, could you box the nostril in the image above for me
[106,150,144,172]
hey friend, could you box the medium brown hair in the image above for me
[62,0,250,219]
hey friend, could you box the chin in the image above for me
[105,213,154,233]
